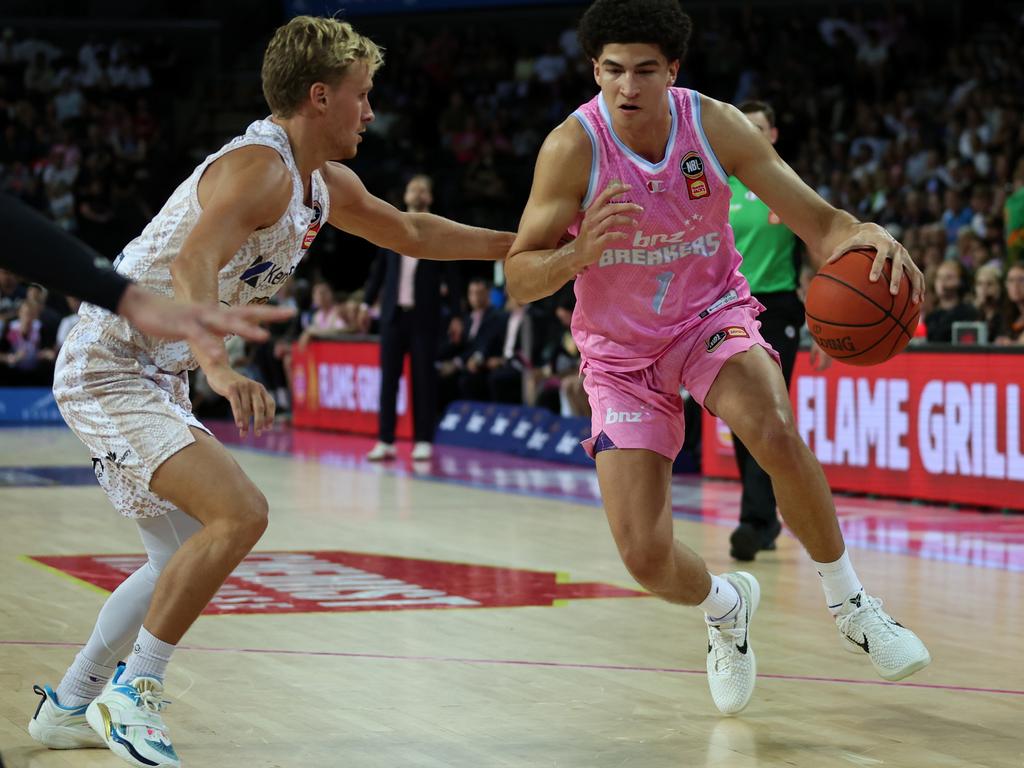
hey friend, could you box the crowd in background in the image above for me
[1,3,1022,419]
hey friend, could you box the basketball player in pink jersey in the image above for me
[28,16,513,768]
[507,0,930,715]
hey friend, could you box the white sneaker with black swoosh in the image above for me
[835,591,930,681]
[705,571,760,714]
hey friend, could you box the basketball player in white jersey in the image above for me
[28,16,514,767]
[507,0,929,715]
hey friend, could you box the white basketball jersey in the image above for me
[79,117,329,373]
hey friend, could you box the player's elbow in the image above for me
[503,254,534,304]
[393,213,428,258]
[168,253,194,288]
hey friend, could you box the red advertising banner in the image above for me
[290,339,412,438]
[702,350,1024,510]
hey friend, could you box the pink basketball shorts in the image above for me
[580,299,780,461]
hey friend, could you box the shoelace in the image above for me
[132,680,171,713]
[835,594,899,645]
[708,624,745,673]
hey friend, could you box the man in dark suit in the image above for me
[361,175,462,461]
[436,277,505,405]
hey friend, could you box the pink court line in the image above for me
[5,639,1022,698]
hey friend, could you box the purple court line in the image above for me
[6,639,1022,698]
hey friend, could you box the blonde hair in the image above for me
[261,16,384,118]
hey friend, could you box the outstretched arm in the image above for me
[0,192,293,362]
[505,119,643,303]
[701,96,923,303]
[323,162,514,261]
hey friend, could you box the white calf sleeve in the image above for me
[56,509,201,704]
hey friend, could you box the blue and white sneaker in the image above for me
[85,663,180,768]
[28,684,105,749]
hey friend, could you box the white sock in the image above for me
[699,573,741,624]
[813,549,863,614]
[55,652,116,707]
[122,626,175,683]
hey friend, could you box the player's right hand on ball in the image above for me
[207,366,276,438]
[572,181,642,271]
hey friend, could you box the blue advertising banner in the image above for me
[0,387,63,424]
[437,400,698,472]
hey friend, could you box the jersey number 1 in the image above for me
[652,271,675,314]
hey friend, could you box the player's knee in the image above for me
[619,538,669,588]
[237,488,270,543]
[747,412,803,472]
[145,557,167,580]
[216,486,269,550]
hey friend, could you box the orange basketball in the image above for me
[805,248,920,366]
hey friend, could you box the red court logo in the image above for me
[30,550,648,614]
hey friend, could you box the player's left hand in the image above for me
[827,223,924,305]
[119,285,296,365]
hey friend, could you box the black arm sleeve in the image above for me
[0,193,131,313]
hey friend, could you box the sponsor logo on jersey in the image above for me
[646,179,666,193]
[302,200,324,250]
[239,255,298,289]
[598,230,721,267]
[681,151,710,200]
[698,289,739,318]
[604,408,644,424]
[705,325,749,353]
[91,449,131,480]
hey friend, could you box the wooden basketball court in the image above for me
[1,424,1021,767]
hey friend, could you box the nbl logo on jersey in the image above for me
[303,200,324,250]
[705,326,749,353]
[681,151,710,200]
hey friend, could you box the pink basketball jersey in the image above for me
[568,87,750,372]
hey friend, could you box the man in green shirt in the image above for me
[1006,159,1024,267]
[727,100,829,561]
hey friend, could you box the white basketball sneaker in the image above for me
[366,442,396,461]
[85,663,180,768]
[834,591,931,681]
[705,571,760,714]
[411,441,433,461]
[28,684,105,749]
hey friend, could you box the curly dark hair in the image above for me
[578,0,693,62]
